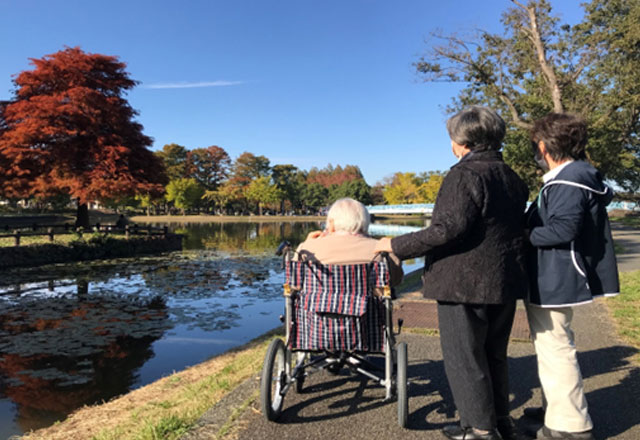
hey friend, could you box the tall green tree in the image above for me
[156,143,188,181]
[272,164,306,213]
[301,182,329,212]
[415,0,640,191]
[245,176,282,215]
[165,178,205,215]
[329,179,372,205]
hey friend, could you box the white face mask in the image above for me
[534,152,549,171]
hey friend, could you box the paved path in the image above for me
[612,224,640,272]
[182,224,640,440]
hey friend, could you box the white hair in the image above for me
[327,198,370,234]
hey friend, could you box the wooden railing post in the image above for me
[48,227,54,242]
[14,230,20,247]
[163,226,168,238]
[125,225,130,239]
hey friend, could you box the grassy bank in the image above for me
[0,233,79,247]
[609,270,640,360]
[610,211,640,229]
[21,329,283,440]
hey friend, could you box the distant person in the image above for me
[375,106,529,440]
[524,113,619,440]
[296,197,403,288]
[115,214,128,229]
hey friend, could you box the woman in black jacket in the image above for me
[376,106,529,440]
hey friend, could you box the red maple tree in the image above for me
[0,47,166,226]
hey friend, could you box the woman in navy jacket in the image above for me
[524,113,619,440]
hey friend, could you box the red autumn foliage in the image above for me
[306,164,364,188]
[0,47,166,205]
[186,145,231,190]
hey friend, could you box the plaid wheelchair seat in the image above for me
[286,259,390,353]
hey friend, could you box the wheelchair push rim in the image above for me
[260,338,287,421]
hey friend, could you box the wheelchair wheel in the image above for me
[397,342,408,428]
[260,338,287,421]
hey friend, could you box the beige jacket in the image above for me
[295,233,403,288]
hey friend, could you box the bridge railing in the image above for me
[367,204,434,215]
[368,201,637,216]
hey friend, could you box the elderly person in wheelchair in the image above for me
[260,197,409,426]
[296,197,403,287]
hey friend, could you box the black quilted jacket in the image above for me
[391,150,529,304]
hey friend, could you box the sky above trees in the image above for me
[0,0,585,185]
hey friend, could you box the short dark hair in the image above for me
[530,113,587,161]
[446,106,506,151]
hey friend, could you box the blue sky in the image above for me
[0,0,585,185]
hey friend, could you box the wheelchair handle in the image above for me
[275,240,291,256]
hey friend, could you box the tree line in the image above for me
[143,144,444,215]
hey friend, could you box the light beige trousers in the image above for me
[526,304,593,433]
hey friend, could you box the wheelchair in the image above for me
[260,241,409,427]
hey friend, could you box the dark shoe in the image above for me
[442,425,503,440]
[497,416,525,440]
[523,407,545,423]
[535,425,595,440]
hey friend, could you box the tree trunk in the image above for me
[75,201,90,228]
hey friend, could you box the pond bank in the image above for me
[0,234,182,269]
[18,329,283,440]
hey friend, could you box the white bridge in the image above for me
[368,201,636,216]
[367,204,434,216]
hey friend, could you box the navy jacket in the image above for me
[391,150,529,304]
[526,160,620,306]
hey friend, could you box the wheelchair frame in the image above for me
[260,242,408,428]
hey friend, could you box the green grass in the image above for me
[609,270,640,361]
[136,415,191,440]
[0,233,79,247]
[0,231,129,248]
[610,213,640,229]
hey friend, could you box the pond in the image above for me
[0,220,423,439]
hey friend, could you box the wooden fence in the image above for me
[0,223,169,247]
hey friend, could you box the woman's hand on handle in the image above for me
[305,230,323,240]
[375,237,393,254]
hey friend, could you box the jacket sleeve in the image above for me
[529,183,587,247]
[390,167,483,260]
[388,252,404,287]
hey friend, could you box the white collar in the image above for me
[543,160,574,183]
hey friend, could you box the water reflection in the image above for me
[0,221,320,438]
[160,221,321,251]
[0,294,169,433]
